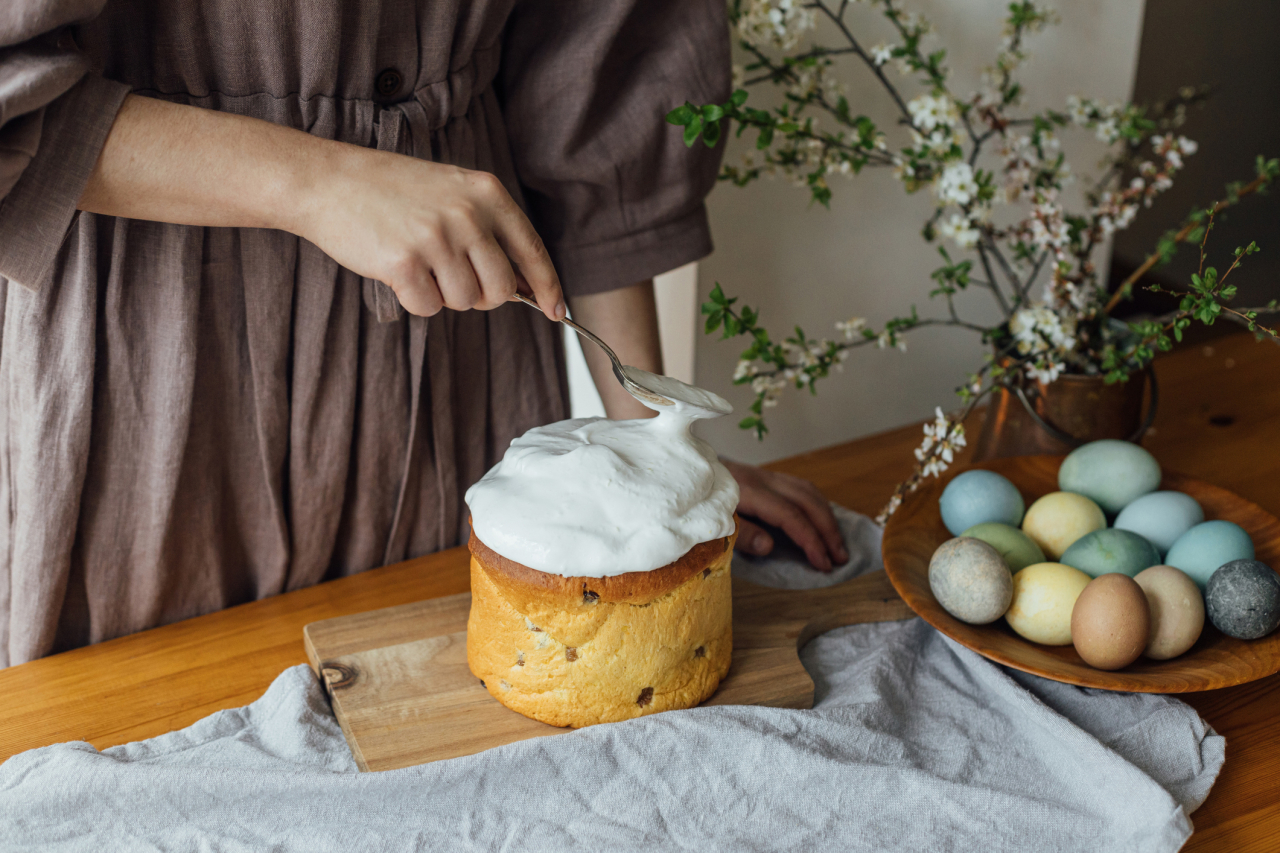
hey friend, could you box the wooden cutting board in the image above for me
[304,568,912,772]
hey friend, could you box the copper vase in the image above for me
[970,368,1157,461]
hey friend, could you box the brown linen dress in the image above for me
[0,0,729,666]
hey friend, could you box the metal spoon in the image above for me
[509,293,674,408]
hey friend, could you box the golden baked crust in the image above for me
[466,523,736,728]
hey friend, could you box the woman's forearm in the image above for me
[78,94,323,233]
[77,94,565,320]
[567,280,663,420]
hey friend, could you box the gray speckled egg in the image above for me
[1114,491,1204,556]
[1060,528,1161,578]
[929,537,1014,625]
[1205,560,1280,640]
[1058,440,1162,514]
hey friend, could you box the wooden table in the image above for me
[1,331,1276,850]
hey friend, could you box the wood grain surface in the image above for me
[883,457,1280,692]
[0,331,1276,852]
[303,572,911,771]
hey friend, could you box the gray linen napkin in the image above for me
[0,507,1223,853]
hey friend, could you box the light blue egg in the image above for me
[939,470,1025,536]
[1060,528,1161,578]
[1058,439,1162,514]
[1114,491,1205,556]
[1165,520,1256,589]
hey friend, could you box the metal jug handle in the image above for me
[1010,370,1159,448]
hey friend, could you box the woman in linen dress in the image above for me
[0,0,848,666]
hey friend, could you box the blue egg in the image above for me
[1114,491,1205,556]
[940,470,1025,536]
[1165,520,1256,589]
[1060,528,1161,578]
[1058,440,1162,514]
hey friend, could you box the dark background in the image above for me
[1111,0,1280,318]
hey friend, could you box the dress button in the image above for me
[375,68,403,98]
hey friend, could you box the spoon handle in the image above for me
[509,293,625,372]
[509,293,672,407]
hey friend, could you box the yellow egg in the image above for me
[1006,562,1092,645]
[1021,491,1106,559]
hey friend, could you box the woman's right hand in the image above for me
[80,94,565,321]
[296,148,565,321]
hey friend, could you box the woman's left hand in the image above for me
[722,459,848,572]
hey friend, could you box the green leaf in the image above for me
[702,120,722,148]
[730,89,749,107]
[738,416,761,430]
[665,104,695,126]
[702,104,725,122]
[683,116,704,147]
[704,309,723,334]
[756,125,774,150]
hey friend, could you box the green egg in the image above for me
[1058,439,1161,514]
[1060,528,1161,578]
[961,522,1046,572]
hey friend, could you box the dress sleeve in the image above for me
[0,1,130,290]
[499,0,730,297]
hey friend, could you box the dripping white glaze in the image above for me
[465,369,737,577]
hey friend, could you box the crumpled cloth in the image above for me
[0,507,1223,852]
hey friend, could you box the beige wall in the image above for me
[694,0,1147,464]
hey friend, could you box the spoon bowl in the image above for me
[510,293,731,418]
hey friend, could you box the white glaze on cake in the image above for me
[465,370,737,577]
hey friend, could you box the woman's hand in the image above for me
[723,459,848,572]
[80,94,565,321]
[297,149,565,320]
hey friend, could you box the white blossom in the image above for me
[870,43,894,65]
[914,408,966,478]
[939,213,980,248]
[1010,305,1077,354]
[907,94,957,133]
[835,317,867,340]
[733,360,759,381]
[936,161,979,206]
[737,0,816,50]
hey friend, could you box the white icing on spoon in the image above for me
[465,372,737,578]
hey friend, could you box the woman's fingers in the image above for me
[489,192,565,321]
[769,473,848,564]
[384,253,444,316]
[724,459,844,572]
[735,516,775,557]
[735,475,833,572]
[467,234,519,310]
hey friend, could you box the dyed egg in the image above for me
[961,522,1046,572]
[1205,560,1280,640]
[1058,440,1162,514]
[928,537,1013,625]
[1060,529,1161,578]
[1165,520,1256,589]
[1134,565,1204,660]
[1071,574,1151,670]
[1114,491,1205,556]
[1021,492,1106,560]
[939,470,1025,536]
[1005,562,1092,645]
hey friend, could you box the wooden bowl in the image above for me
[882,455,1280,692]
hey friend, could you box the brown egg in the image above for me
[1071,574,1151,670]
[1133,565,1205,660]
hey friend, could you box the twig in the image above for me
[810,0,914,122]
[1103,173,1270,313]
[976,240,1013,317]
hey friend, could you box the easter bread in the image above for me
[466,521,736,728]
